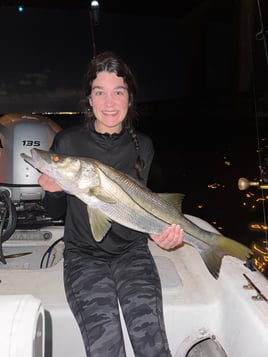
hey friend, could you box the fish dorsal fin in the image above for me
[158,193,185,214]
[87,207,112,242]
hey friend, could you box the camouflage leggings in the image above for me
[63,243,171,357]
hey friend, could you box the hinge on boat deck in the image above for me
[242,273,268,302]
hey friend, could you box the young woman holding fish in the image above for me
[38,51,184,357]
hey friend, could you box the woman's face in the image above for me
[89,71,129,134]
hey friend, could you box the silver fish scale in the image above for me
[92,160,230,246]
[94,160,181,222]
[79,167,169,234]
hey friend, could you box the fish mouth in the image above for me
[21,151,35,167]
[21,148,50,173]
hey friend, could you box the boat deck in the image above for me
[0,221,268,357]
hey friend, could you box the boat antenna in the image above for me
[89,0,100,57]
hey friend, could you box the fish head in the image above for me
[21,148,100,193]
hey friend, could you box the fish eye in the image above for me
[53,155,60,162]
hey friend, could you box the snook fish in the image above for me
[21,148,252,278]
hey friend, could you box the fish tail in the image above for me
[217,235,253,261]
[200,236,253,279]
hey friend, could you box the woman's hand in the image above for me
[38,174,63,192]
[150,224,184,250]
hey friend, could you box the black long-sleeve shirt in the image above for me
[43,121,155,258]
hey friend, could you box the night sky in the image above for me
[0,5,186,112]
[0,1,242,113]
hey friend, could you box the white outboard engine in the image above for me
[0,113,62,257]
[0,113,61,202]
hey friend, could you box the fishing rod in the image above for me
[254,0,268,191]
[238,0,268,191]
[256,0,268,67]
[238,0,268,271]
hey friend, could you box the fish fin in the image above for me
[199,248,225,279]
[200,236,253,279]
[158,193,185,214]
[88,207,112,242]
[217,235,253,261]
[91,187,117,203]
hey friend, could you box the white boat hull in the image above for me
[0,216,267,357]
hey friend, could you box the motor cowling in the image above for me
[0,113,61,202]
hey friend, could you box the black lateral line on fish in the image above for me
[96,166,172,226]
[96,165,212,245]
[98,168,215,246]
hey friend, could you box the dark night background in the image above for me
[1,0,268,251]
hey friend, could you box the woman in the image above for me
[39,51,184,357]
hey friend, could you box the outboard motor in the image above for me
[0,113,61,202]
[0,113,61,262]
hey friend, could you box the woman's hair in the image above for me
[83,51,145,179]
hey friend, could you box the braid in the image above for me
[127,127,145,181]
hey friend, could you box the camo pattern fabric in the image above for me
[63,241,171,357]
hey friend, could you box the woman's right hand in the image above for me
[38,174,63,192]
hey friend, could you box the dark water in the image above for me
[141,96,268,277]
[145,115,260,247]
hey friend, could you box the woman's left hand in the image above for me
[150,224,184,250]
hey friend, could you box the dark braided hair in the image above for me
[83,51,145,179]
